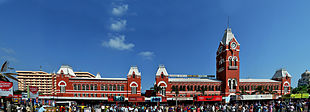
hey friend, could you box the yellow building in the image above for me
[17,66,95,95]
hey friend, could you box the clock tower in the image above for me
[216,27,240,96]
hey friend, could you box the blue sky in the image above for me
[1,0,310,91]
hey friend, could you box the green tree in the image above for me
[150,84,163,96]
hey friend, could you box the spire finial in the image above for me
[227,16,230,28]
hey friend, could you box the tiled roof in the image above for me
[240,79,280,82]
[70,77,127,81]
[169,78,221,82]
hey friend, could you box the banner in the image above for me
[290,93,309,99]
[28,86,39,98]
[236,95,274,100]
[150,97,162,102]
[196,96,222,101]
[0,81,13,96]
[113,96,125,102]
[128,96,145,102]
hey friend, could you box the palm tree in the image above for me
[171,86,179,106]
[150,84,162,96]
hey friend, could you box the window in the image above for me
[105,85,108,91]
[86,84,89,90]
[160,87,166,96]
[133,74,135,78]
[234,57,238,66]
[229,57,232,66]
[101,84,104,90]
[228,80,232,89]
[102,94,105,97]
[73,84,77,90]
[161,74,164,78]
[78,84,81,90]
[60,86,65,93]
[131,87,137,94]
[109,85,112,91]
[90,84,93,90]
[74,93,77,97]
[94,84,97,90]
[82,84,85,90]
[233,80,237,89]
[117,85,121,91]
[121,85,124,91]
[113,85,116,91]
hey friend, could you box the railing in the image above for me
[229,66,238,70]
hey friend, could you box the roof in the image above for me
[240,79,280,83]
[220,28,239,45]
[57,65,76,76]
[272,68,292,79]
[156,65,168,76]
[128,66,141,76]
[168,78,221,82]
[70,77,127,81]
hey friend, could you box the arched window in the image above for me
[113,85,117,91]
[73,84,77,90]
[90,84,93,90]
[234,57,238,66]
[82,84,85,90]
[121,85,124,91]
[233,80,237,89]
[86,84,89,90]
[229,57,232,66]
[228,80,232,89]
[101,84,104,90]
[78,84,81,90]
[161,73,164,78]
[94,84,97,90]
[133,74,135,78]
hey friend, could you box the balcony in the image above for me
[229,66,238,70]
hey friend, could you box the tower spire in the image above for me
[227,16,230,28]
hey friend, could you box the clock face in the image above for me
[231,42,237,49]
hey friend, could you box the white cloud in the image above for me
[110,20,127,31]
[112,4,128,16]
[102,35,134,50]
[1,48,15,54]
[139,51,155,60]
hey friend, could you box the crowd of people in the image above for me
[54,101,308,112]
[2,100,309,112]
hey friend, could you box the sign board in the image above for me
[28,86,39,98]
[172,97,193,101]
[128,96,145,102]
[291,93,309,99]
[196,96,222,101]
[0,81,13,96]
[236,95,274,100]
[150,97,162,102]
[22,92,28,100]
[113,96,125,102]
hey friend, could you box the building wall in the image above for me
[17,71,55,95]
[55,68,142,99]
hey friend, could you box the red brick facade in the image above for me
[54,66,142,100]
[154,28,291,99]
